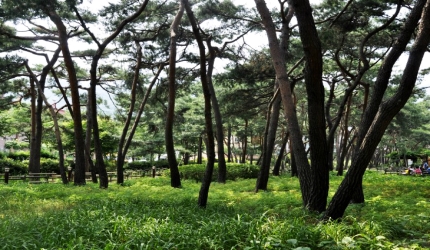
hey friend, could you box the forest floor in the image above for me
[0,171,429,249]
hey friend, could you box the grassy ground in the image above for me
[0,171,429,249]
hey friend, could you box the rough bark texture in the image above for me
[325,0,430,220]
[291,0,329,213]
[254,0,312,206]
[45,6,86,185]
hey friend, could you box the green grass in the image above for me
[0,172,429,249]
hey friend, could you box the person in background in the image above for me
[423,161,429,170]
[415,165,422,175]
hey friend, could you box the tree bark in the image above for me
[227,123,232,162]
[254,0,312,207]
[256,88,281,191]
[75,0,150,188]
[241,119,248,163]
[291,0,329,213]
[325,0,430,220]
[29,76,39,174]
[273,131,289,176]
[166,1,184,188]
[182,0,216,207]
[24,60,68,184]
[206,39,227,183]
[45,5,86,185]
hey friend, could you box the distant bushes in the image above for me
[0,158,27,175]
[126,160,169,171]
[165,163,260,182]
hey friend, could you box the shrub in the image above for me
[40,158,60,173]
[40,150,59,159]
[105,160,116,172]
[0,158,27,175]
[167,163,260,182]
[7,151,30,161]
[126,161,152,171]
[154,160,169,169]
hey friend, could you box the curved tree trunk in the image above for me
[24,61,68,184]
[256,88,281,191]
[46,6,86,185]
[206,40,227,183]
[291,0,330,213]
[325,0,430,219]
[255,0,314,208]
[182,0,216,207]
[74,0,150,188]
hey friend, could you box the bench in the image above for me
[28,173,56,184]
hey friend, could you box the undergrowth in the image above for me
[0,172,429,249]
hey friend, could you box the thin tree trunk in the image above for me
[197,135,202,164]
[241,119,248,163]
[227,123,232,162]
[24,61,68,184]
[182,0,216,207]
[256,88,281,191]
[29,76,38,174]
[274,131,289,176]
[166,1,184,188]
[206,39,227,183]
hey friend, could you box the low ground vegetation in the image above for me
[0,171,429,249]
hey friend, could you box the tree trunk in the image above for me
[197,135,203,164]
[166,1,184,188]
[256,88,281,191]
[24,61,68,184]
[254,0,314,209]
[76,0,150,188]
[29,77,39,174]
[273,132,289,176]
[325,0,430,220]
[337,95,353,176]
[290,142,298,177]
[184,152,190,165]
[227,123,232,162]
[46,6,86,185]
[241,119,248,163]
[182,0,216,207]
[206,40,227,184]
[291,0,330,212]
[116,42,142,184]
